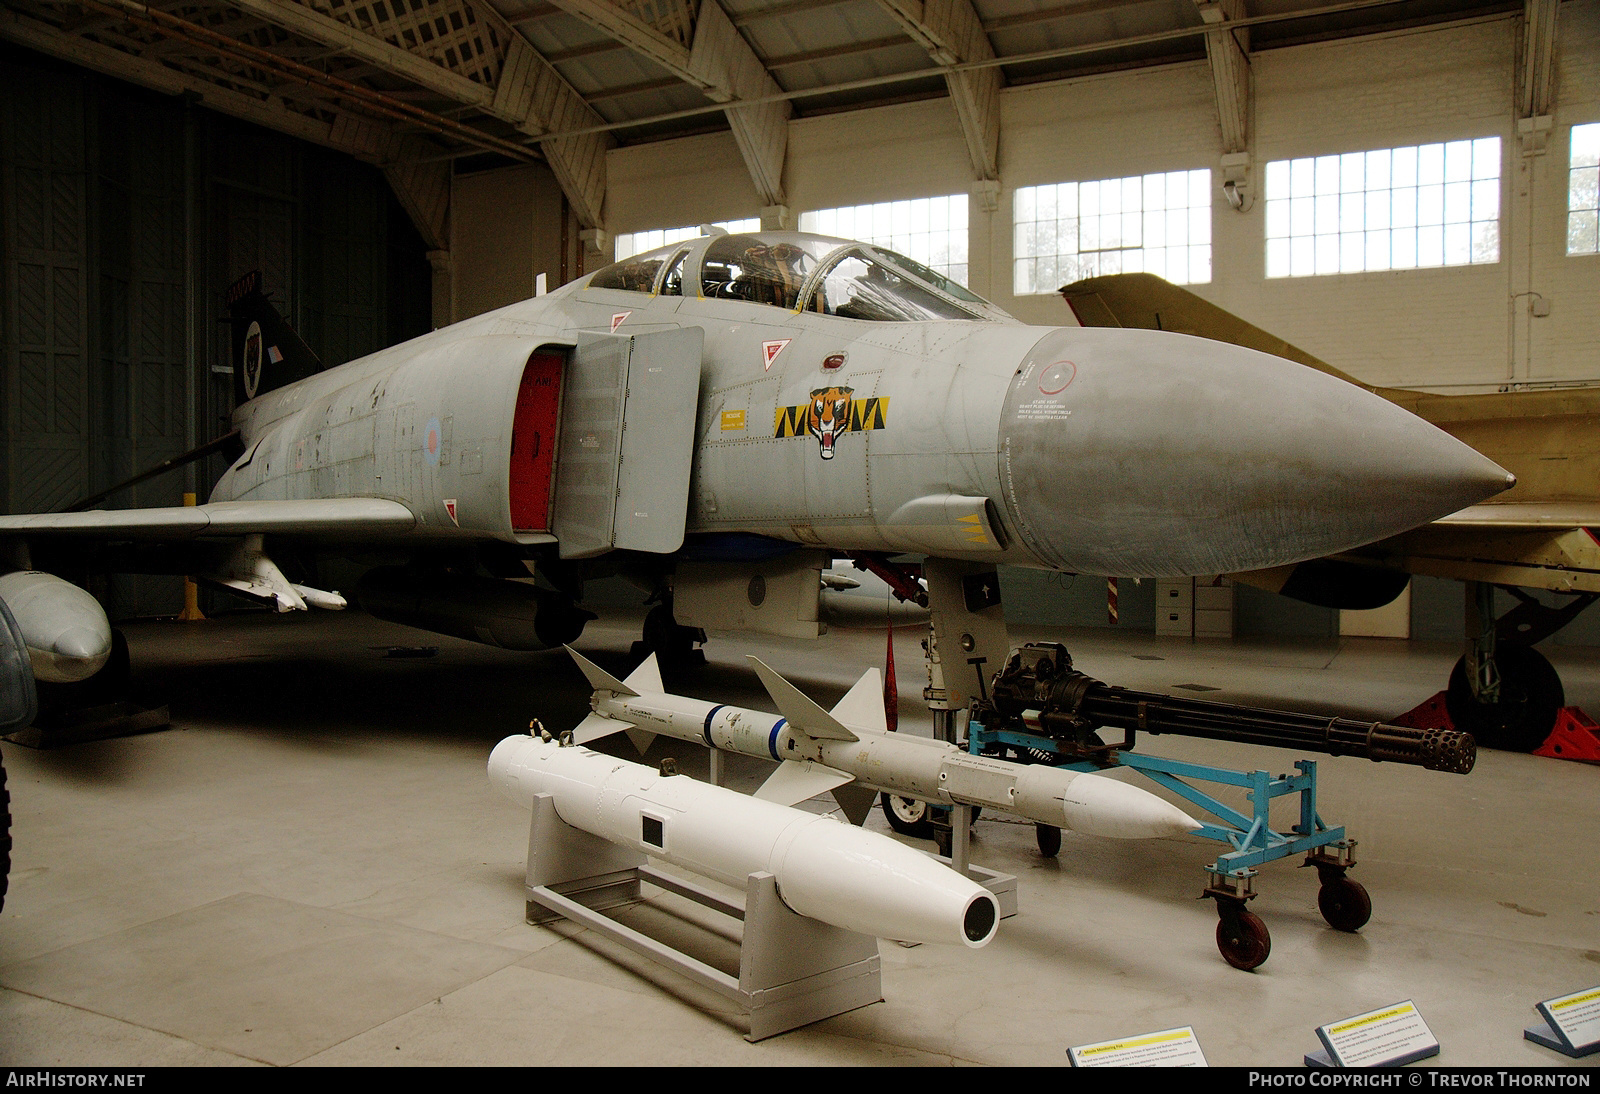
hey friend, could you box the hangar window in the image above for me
[1265,138,1501,277]
[799,195,970,285]
[1013,170,1212,294]
[614,219,760,262]
[1569,123,1599,256]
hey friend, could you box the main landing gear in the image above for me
[630,598,706,676]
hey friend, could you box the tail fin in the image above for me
[746,657,859,742]
[226,272,323,404]
[565,645,639,696]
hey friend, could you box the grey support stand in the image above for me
[933,802,1019,918]
[521,793,884,1041]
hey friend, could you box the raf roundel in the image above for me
[425,417,442,466]
[242,320,264,399]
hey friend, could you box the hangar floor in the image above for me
[0,609,1596,1068]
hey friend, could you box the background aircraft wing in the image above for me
[0,498,417,540]
[1435,503,1600,528]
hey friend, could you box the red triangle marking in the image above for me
[762,339,791,370]
[611,311,631,333]
[444,499,458,526]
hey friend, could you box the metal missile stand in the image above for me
[520,790,883,1041]
[965,719,1365,971]
[957,640,1475,971]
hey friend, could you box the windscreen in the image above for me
[589,245,674,293]
[699,235,821,309]
[809,249,982,322]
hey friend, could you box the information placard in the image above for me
[1525,985,1600,1057]
[1069,1026,1208,1067]
[1306,1000,1439,1068]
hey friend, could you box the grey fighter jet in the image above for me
[0,230,1513,694]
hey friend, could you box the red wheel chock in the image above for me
[1533,708,1600,764]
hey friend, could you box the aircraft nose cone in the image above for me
[999,327,1514,576]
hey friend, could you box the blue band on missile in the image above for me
[769,718,787,761]
[702,705,724,747]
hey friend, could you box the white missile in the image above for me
[0,570,113,683]
[564,647,1202,841]
[489,732,1000,948]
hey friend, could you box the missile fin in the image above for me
[754,759,856,808]
[624,727,657,755]
[564,645,638,697]
[572,712,632,745]
[829,667,888,735]
[830,782,879,826]
[622,653,663,695]
[746,656,859,742]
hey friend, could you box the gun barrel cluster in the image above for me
[989,643,1475,774]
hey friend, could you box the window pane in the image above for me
[1568,126,1600,255]
[1569,209,1598,254]
[1366,149,1391,191]
[802,195,971,284]
[1418,224,1444,266]
[1010,168,1213,291]
[1472,137,1501,180]
[1263,135,1502,276]
[1266,197,1290,238]
[1266,158,1290,199]
[1472,179,1500,224]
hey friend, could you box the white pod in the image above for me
[0,570,112,683]
[490,734,999,948]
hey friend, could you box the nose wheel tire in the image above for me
[881,794,936,839]
[1215,907,1271,971]
[1317,876,1372,932]
[1445,645,1563,752]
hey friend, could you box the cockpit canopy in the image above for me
[586,232,1013,323]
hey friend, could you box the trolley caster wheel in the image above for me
[1318,876,1372,932]
[1035,823,1061,858]
[881,794,936,839]
[1216,908,1271,971]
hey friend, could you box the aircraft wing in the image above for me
[0,498,417,539]
[1435,503,1600,528]
[1340,516,1600,596]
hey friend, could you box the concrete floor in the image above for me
[0,609,1597,1067]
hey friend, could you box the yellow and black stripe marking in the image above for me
[773,396,890,437]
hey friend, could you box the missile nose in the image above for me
[53,626,110,663]
[1060,772,1204,839]
[999,327,1518,576]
